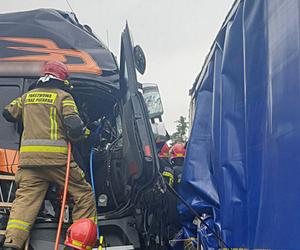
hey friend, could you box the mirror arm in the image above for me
[137,81,143,89]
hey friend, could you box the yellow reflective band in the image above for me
[163,171,174,186]
[71,240,93,250]
[25,92,57,105]
[62,100,75,103]
[63,99,75,102]
[63,101,78,113]
[50,107,58,140]
[8,219,30,226]
[62,100,76,107]
[17,97,22,108]
[63,103,76,107]
[63,103,78,113]
[20,145,68,154]
[71,240,83,247]
[50,107,54,140]
[53,108,58,140]
[7,224,29,232]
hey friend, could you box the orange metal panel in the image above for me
[0,149,19,174]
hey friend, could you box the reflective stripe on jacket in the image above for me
[4,87,80,167]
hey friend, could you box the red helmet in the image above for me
[159,143,170,158]
[169,143,186,161]
[43,61,69,81]
[64,218,97,250]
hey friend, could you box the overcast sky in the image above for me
[1,0,234,133]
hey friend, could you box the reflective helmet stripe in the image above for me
[71,239,93,250]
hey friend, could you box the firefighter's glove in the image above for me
[64,115,85,142]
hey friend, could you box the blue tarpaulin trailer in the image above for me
[178,0,300,248]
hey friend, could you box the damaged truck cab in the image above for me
[0,9,166,249]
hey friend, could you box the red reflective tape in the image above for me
[144,145,151,157]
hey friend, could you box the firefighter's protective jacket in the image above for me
[3,86,82,167]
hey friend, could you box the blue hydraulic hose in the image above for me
[89,124,103,239]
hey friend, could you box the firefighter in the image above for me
[158,143,170,159]
[1,61,97,250]
[159,143,175,187]
[169,143,186,184]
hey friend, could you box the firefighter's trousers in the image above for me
[4,163,97,249]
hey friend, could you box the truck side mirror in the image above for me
[142,83,164,119]
[134,45,146,75]
[151,122,170,144]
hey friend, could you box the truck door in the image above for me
[0,78,23,173]
[119,24,159,184]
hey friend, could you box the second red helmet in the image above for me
[169,143,186,160]
[64,218,97,250]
